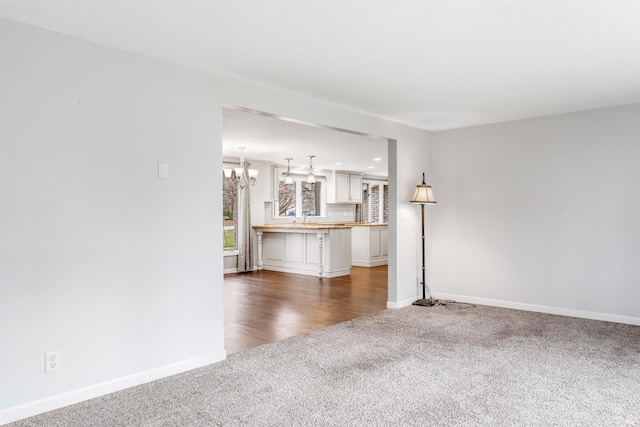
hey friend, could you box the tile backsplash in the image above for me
[264,201,355,224]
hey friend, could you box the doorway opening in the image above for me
[222,105,393,354]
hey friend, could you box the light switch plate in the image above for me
[158,162,168,180]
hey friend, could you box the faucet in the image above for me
[303,212,310,224]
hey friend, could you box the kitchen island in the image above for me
[253,224,352,278]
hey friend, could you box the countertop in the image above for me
[253,222,388,230]
[253,224,353,230]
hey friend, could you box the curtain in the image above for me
[236,168,253,272]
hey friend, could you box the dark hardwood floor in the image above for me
[224,266,388,355]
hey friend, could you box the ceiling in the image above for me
[2,1,638,132]
[6,1,637,177]
[223,107,389,176]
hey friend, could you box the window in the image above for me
[223,175,237,251]
[277,176,324,218]
[279,181,296,216]
[301,182,321,216]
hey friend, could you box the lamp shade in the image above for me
[410,184,436,204]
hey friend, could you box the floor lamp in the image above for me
[410,173,437,307]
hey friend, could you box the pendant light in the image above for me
[284,158,294,185]
[307,155,316,184]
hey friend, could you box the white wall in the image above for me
[431,104,640,322]
[0,18,225,415]
[389,138,437,307]
[0,18,430,422]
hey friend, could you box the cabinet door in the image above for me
[380,227,388,257]
[335,173,350,203]
[370,227,381,257]
[329,228,351,270]
[349,174,363,203]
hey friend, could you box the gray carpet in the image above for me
[10,304,640,426]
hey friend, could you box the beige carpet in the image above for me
[10,304,640,426]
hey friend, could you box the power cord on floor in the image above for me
[413,299,477,309]
[416,282,476,309]
[439,300,477,310]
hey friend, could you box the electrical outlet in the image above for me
[45,351,60,373]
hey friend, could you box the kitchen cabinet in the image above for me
[328,172,363,203]
[351,224,388,267]
[253,224,352,278]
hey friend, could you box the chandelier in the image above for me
[223,147,258,189]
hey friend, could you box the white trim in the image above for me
[223,252,238,274]
[387,297,417,309]
[387,293,640,325]
[435,293,640,326]
[263,264,350,278]
[352,260,388,268]
[0,352,226,425]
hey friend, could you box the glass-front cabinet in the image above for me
[361,180,388,224]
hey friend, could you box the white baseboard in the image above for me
[352,259,388,268]
[0,351,226,425]
[435,293,640,326]
[387,297,416,309]
[260,264,350,278]
[224,268,238,274]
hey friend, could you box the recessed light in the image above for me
[335,162,342,165]
[367,166,375,169]
[373,157,382,161]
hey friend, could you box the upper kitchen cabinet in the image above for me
[328,171,363,203]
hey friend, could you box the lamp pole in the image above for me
[420,201,426,301]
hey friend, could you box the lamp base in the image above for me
[412,298,437,307]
